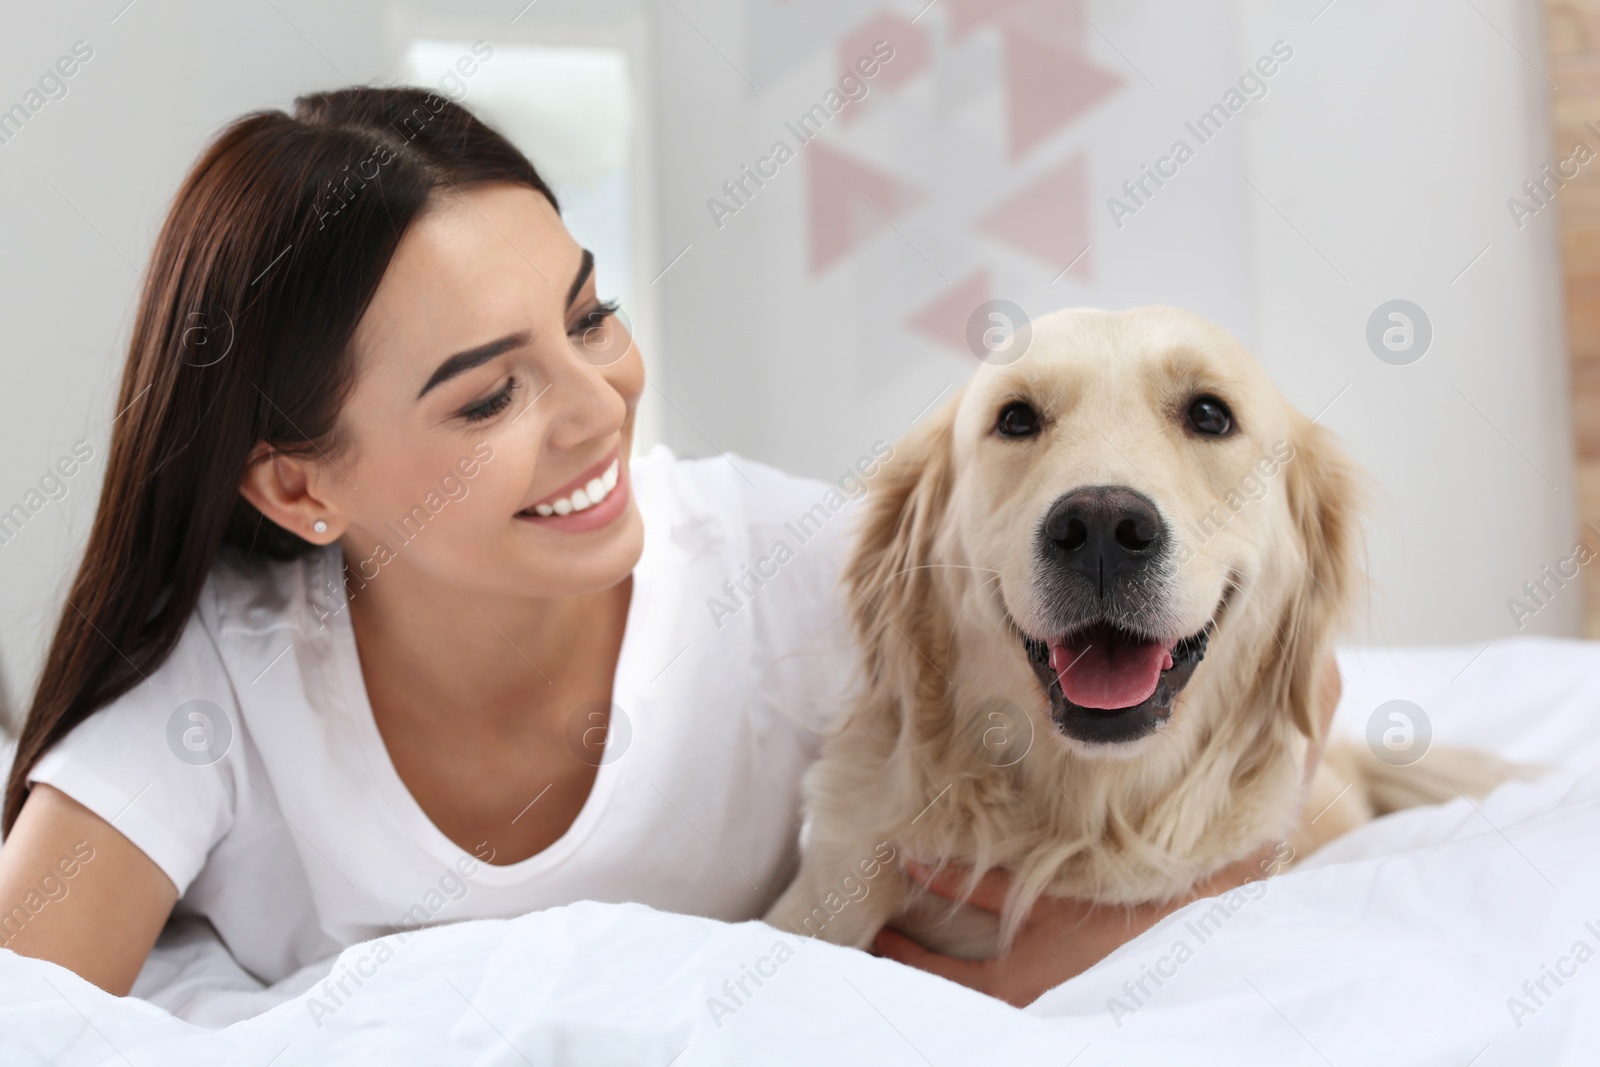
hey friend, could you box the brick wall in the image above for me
[1548,1,1600,634]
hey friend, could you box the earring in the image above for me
[313,519,328,535]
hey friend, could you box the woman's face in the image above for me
[315,181,645,601]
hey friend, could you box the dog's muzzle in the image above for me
[1018,485,1220,743]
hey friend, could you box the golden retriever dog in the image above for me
[766,305,1511,959]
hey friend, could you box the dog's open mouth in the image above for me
[1016,616,1217,745]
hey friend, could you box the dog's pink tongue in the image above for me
[1050,628,1174,710]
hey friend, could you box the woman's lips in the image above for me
[515,454,630,533]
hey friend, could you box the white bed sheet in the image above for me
[5,636,1600,1065]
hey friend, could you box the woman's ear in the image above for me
[237,443,344,544]
[1268,417,1364,740]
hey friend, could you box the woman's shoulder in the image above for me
[631,442,887,565]
[630,445,866,721]
[25,549,338,894]
[25,589,248,893]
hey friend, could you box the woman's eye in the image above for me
[568,300,619,344]
[1186,395,1234,436]
[995,401,1040,438]
[460,377,519,423]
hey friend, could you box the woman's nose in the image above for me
[543,343,631,451]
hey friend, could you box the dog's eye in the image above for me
[996,401,1040,438]
[1187,395,1234,436]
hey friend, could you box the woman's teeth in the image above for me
[532,459,620,517]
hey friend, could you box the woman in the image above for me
[0,86,860,995]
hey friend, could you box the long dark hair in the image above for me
[4,87,557,834]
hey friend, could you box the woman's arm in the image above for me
[0,784,177,995]
[873,846,1287,1007]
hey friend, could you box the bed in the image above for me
[4,637,1599,1065]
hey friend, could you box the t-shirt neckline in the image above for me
[318,529,654,887]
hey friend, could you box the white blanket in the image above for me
[5,637,1599,1065]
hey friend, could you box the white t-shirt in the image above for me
[29,447,859,984]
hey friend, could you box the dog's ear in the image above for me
[845,393,961,712]
[1267,416,1363,741]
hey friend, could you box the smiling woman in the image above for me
[0,87,858,997]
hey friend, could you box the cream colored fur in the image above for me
[765,305,1506,960]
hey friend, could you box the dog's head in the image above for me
[850,306,1360,763]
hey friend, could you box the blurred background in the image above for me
[0,0,1591,718]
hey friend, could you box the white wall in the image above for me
[0,0,1577,716]
[1237,0,1576,643]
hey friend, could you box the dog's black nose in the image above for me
[1042,486,1166,598]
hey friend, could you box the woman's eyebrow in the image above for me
[417,331,531,399]
[567,248,594,308]
[415,249,593,400]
